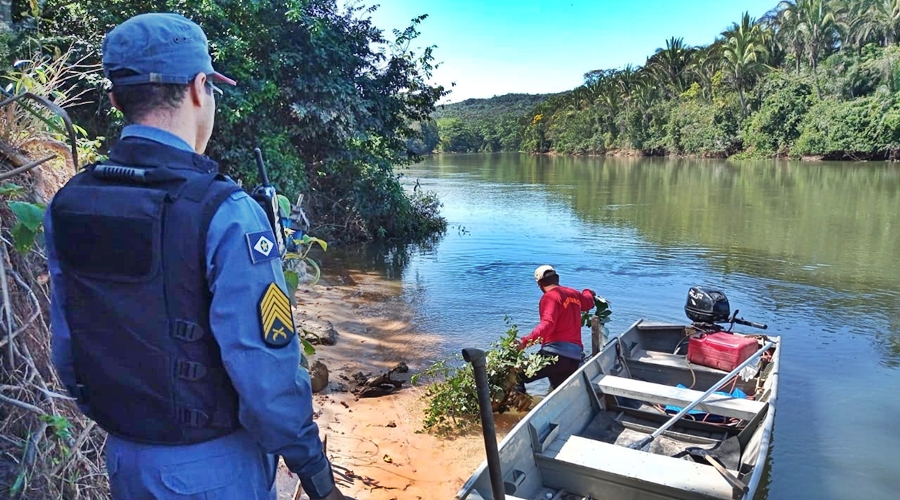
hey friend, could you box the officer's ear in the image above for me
[109,92,123,112]
[188,73,209,108]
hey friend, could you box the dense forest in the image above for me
[437,0,900,160]
[1,0,448,243]
[431,93,550,152]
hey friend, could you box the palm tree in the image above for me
[777,0,846,97]
[773,3,806,72]
[849,0,900,47]
[689,45,721,102]
[719,12,771,115]
[757,11,787,67]
[616,64,641,99]
[646,37,697,97]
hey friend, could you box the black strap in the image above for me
[173,320,205,341]
[175,360,208,381]
[175,407,235,429]
[196,177,242,267]
[176,407,209,428]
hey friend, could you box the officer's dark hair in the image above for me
[109,69,190,123]
[538,274,560,287]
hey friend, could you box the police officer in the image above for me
[45,13,348,500]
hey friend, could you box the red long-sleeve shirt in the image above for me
[520,286,595,348]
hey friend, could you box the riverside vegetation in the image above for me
[413,298,611,435]
[434,0,900,161]
[2,0,449,244]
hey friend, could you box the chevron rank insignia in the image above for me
[259,283,295,348]
[246,230,278,264]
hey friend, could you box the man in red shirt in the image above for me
[515,265,595,394]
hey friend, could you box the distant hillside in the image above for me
[432,93,552,121]
[430,93,556,153]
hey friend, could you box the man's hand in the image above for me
[515,339,525,351]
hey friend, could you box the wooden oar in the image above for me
[629,340,775,452]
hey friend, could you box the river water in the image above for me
[327,153,900,500]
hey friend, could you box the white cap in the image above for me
[534,265,557,282]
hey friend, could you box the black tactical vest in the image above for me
[50,139,243,444]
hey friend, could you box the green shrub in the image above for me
[411,320,555,434]
[665,94,741,156]
[794,90,900,158]
[742,72,815,157]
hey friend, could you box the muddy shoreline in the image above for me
[277,269,518,499]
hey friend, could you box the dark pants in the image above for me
[515,350,582,394]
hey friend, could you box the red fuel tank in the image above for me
[687,332,759,372]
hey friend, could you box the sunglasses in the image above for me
[205,81,223,97]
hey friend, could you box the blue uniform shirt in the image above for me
[47,125,330,495]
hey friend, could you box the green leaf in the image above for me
[276,194,292,218]
[10,223,36,254]
[284,270,299,305]
[9,201,44,232]
[300,234,328,252]
[305,257,321,286]
[0,183,24,197]
[300,337,316,356]
[10,469,25,496]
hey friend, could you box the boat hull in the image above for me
[457,319,781,500]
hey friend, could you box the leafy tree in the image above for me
[12,0,448,242]
[777,0,845,98]
[647,37,697,97]
[719,12,771,115]
[742,71,815,155]
[794,88,900,157]
[848,0,900,48]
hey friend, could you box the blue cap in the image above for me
[102,13,235,87]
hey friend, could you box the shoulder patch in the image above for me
[246,230,278,264]
[259,283,296,348]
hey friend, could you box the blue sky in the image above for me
[354,0,779,103]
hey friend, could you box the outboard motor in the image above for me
[682,286,769,371]
[684,286,730,324]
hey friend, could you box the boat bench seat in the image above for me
[630,348,729,371]
[595,374,766,421]
[536,435,738,500]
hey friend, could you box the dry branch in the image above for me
[1,142,107,500]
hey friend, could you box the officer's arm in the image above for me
[44,208,87,413]
[206,191,337,499]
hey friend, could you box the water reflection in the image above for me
[421,154,900,367]
[325,235,444,281]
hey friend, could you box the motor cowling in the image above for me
[684,286,730,323]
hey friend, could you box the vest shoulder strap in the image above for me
[187,174,243,262]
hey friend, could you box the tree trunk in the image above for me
[0,0,11,31]
[812,59,822,100]
[739,87,747,117]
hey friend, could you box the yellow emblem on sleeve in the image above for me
[258,282,296,348]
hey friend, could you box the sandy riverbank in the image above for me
[275,268,521,500]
